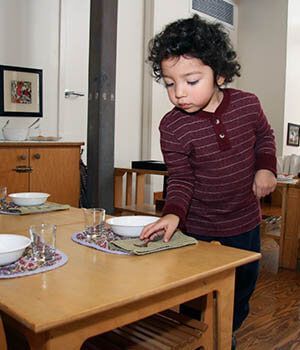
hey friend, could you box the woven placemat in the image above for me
[71,230,129,255]
[0,202,70,215]
[72,230,198,256]
[0,247,68,279]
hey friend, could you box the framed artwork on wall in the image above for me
[287,123,300,147]
[0,65,43,117]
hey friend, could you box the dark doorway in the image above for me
[87,0,118,213]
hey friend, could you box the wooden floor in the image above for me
[236,236,300,350]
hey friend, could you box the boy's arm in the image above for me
[159,124,195,228]
[253,100,277,197]
[254,102,277,176]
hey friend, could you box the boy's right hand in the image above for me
[140,214,180,242]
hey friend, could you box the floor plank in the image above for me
[236,237,300,350]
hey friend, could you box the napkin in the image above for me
[0,202,70,215]
[109,230,198,255]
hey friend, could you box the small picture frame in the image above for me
[287,123,300,147]
[0,65,43,117]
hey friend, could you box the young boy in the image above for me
[140,14,277,347]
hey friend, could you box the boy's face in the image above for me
[161,55,224,113]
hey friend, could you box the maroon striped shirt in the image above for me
[160,88,276,237]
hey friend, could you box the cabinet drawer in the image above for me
[29,147,81,206]
[0,148,29,193]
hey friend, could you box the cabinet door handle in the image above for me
[33,153,41,159]
[12,166,33,173]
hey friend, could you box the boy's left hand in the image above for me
[252,169,277,198]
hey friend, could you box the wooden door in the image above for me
[29,146,81,207]
[58,0,89,147]
[0,148,29,194]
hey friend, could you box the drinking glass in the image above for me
[0,186,7,209]
[82,208,106,238]
[29,224,57,262]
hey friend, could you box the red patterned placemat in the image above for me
[72,229,129,255]
[0,246,68,279]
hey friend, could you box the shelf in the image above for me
[83,309,207,350]
[261,204,282,218]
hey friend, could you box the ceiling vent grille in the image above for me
[190,0,235,28]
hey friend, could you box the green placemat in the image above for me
[0,202,70,215]
[109,230,198,255]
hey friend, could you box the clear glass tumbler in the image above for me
[29,223,57,262]
[82,208,106,239]
[0,186,7,209]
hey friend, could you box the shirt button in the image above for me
[219,133,225,139]
[215,119,220,124]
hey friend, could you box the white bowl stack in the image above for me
[2,128,29,141]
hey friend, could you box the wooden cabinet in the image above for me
[0,142,83,207]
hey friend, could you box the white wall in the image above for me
[282,0,300,155]
[0,0,145,168]
[150,0,191,161]
[0,0,90,150]
[237,0,288,156]
[0,0,60,135]
[114,0,144,167]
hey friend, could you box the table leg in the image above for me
[280,186,300,269]
[0,314,7,350]
[199,292,214,350]
[26,334,48,350]
[215,269,235,350]
[279,185,287,268]
[1,314,51,350]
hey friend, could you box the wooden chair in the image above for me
[113,167,168,216]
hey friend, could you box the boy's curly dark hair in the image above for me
[148,15,240,84]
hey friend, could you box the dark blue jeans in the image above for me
[185,226,260,331]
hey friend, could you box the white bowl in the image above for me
[9,192,50,206]
[2,128,29,141]
[0,234,31,266]
[106,215,159,237]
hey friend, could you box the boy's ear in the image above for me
[217,76,225,86]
